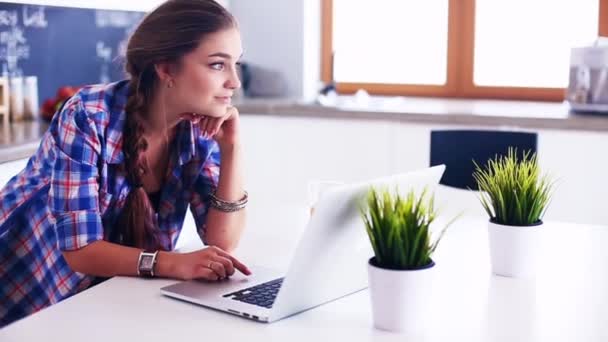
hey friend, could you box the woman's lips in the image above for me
[215,96,231,104]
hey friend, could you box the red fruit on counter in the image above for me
[56,86,76,100]
[39,85,82,121]
[42,98,54,112]
[41,99,55,121]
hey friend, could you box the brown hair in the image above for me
[114,0,236,250]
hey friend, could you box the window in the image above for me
[322,0,608,101]
[333,1,449,85]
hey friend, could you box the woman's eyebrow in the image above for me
[208,52,244,59]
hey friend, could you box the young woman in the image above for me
[0,0,251,327]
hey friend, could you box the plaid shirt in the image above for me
[0,80,220,327]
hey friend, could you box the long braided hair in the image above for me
[114,0,236,250]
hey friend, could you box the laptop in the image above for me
[160,165,446,323]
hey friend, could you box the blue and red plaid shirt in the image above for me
[0,80,220,327]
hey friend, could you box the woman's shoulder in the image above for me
[56,80,129,132]
[49,80,130,155]
[75,80,130,118]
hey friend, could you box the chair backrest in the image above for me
[430,130,538,190]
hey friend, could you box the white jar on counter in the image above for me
[23,76,39,120]
[9,76,24,122]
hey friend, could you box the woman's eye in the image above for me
[210,62,225,71]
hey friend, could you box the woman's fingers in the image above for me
[199,246,251,277]
[209,117,224,136]
[194,266,220,281]
[194,110,234,138]
[199,117,211,137]
[213,255,235,276]
[201,117,218,138]
[208,260,227,278]
[214,249,252,276]
[203,118,215,137]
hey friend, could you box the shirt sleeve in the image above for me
[189,139,221,245]
[48,96,104,251]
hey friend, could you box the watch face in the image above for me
[141,255,154,270]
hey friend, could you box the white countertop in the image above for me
[1,203,607,341]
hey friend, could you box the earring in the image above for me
[167,80,174,88]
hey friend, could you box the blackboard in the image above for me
[0,2,145,107]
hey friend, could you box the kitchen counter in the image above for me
[0,120,49,164]
[235,96,608,132]
[2,96,608,164]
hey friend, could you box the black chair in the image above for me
[430,130,538,190]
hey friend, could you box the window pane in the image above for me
[474,0,599,88]
[333,0,449,85]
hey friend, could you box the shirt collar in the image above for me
[176,120,199,165]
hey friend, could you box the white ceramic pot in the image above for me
[488,220,544,278]
[367,258,435,333]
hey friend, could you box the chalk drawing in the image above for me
[0,10,18,27]
[23,6,48,28]
[0,27,29,76]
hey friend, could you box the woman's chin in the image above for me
[180,106,226,122]
[209,105,229,116]
[179,113,202,123]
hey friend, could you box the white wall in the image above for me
[237,114,608,227]
[230,0,321,100]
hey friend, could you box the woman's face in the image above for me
[170,27,243,121]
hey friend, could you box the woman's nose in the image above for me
[226,69,241,90]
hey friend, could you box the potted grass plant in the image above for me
[361,187,457,333]
[473,148,555,278]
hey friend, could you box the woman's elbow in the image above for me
[62,249,87,273]
[61,241,99,274]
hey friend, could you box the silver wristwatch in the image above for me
[137,251,158,278]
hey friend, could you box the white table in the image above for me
[1,204,607,342]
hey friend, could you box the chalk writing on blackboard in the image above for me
[97,41,112,61]
[0,26,29,76]
[97,41,113,83]
[95,10,142,28]
[0,6,46,76]
[95,10,142,82]
[23,6,47,28]
[0,10,18,27]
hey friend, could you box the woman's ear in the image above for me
[154,62,174,84]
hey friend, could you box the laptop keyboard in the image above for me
[222,277,284,309]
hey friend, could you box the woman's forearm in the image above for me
[204,142,247,252]
[62,240,176,278]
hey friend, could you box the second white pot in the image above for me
[488,220,544,278]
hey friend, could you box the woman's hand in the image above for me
[199,106,240,148]
[170,246,252,281]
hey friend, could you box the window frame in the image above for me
[321,0,608,101]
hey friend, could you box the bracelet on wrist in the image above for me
[208,190,248,212]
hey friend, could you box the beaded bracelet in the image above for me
[209,190,248,212]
